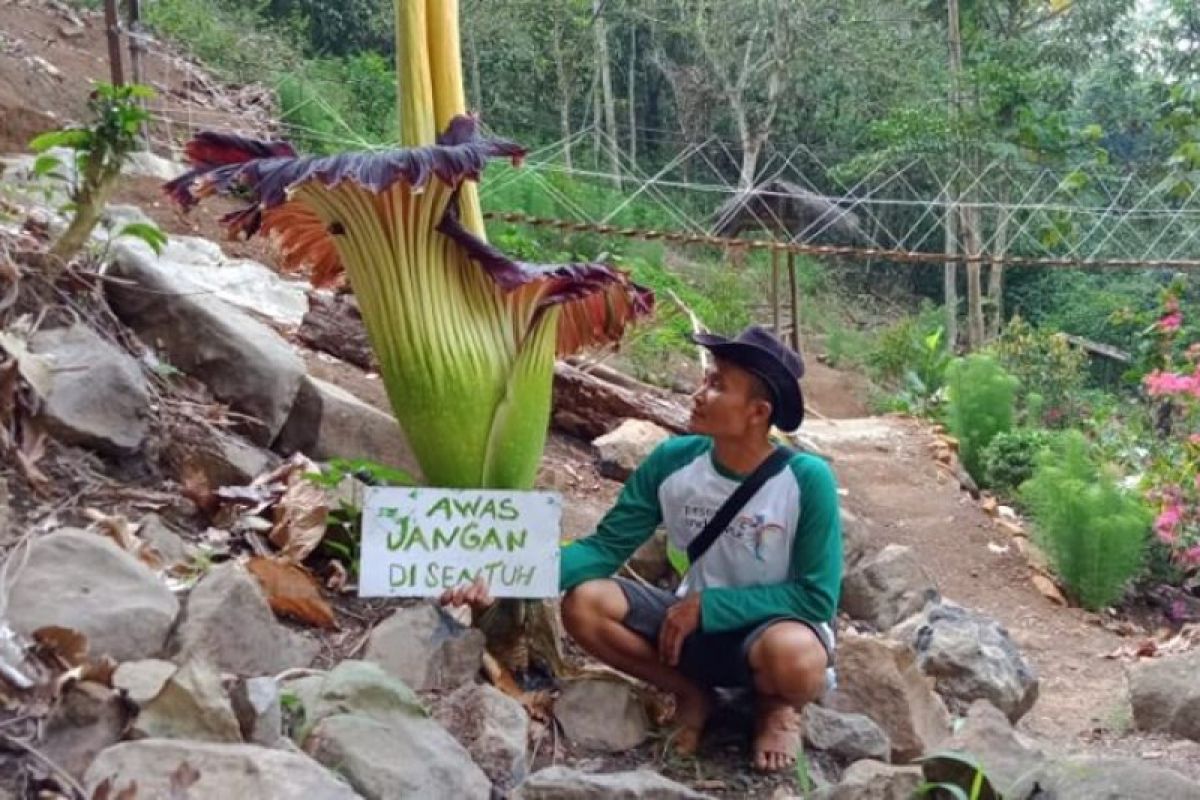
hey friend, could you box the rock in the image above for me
[810,759,922,800]
[554,677,649,752]
[274,376,421,479]
[920,700,1045,798]
[628,529,673,584]
[802,704,891,763]
[174,563,319,676]
[122,150,187,181]
[305,713,491,800]
[113,658,177,705]
[512,766,714,799]
[825,632,950,762]
[302,660,424,733]
[893,603,1039,723]
[593,419,670,481]
[7,529,178,661]
[41,682,132,780]
[134,659,242,742]
[840,544,938,630]
[1130,650,1200,742]
[83,740,361,799]
[365,604,485,691]
[1008,756,1200,800]
[435,683,528,790]
[0,481,10,542]
[174,427,279,489]
[232,676,283,746]
[840,507,871,567]
[106,240,305,444]
[136,514,190,565]
[100,204,155,233]
[28,323,151,455]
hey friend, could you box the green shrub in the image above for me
[989,316,1087,427]
[945,354,1019,482]
[981,428,1054,498]
[1020,431,1150,610]
[866,304,948,387]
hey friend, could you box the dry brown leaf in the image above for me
[246,556,337,629]
[80,655,118,687]
[269,455,329,564]
[85,509,164,570]
[324,560,348,592]
[1031,574,1067,606]
[32,626,88,667]
[180,458,217,515]
[980,495,999,516]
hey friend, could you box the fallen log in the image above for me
[297,291,693,439]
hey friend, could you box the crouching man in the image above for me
[443,325,842,772]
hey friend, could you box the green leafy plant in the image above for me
[989,316,1087,427]
[305,458,415,577]
[981,428,1054,499]
[915,751,995,800]
[30,83,157,266]
[1021,430,1150,610]
[945,354,1019,482]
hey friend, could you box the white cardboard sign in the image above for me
[358,487,562,598]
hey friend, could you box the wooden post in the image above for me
[127,0,149,148]
[787,251,801,353]
[770,247,781,334]
[104,0,124,86]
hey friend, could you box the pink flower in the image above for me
[1182,545,1200,566]
[1156,505,1183,544]
[1165,296,1181,314]
[1158,311,1183,333]
[1144,370,1198,396]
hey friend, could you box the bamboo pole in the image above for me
[103,0,124,86]
[788,251,801,353]
[771,247,781,334]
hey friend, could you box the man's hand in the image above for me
[438,577,496,614]
[658,593,702,667]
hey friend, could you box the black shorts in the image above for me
[614,577,836,689]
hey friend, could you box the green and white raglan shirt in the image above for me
[560,435,843,636]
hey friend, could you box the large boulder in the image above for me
[274,376,421,478]
[920,700,1046,799]
[1130,650,1200,742]
[1007,756,1200,800]
[133,659,242,743]
[7,529,178,661]
[592,419,670,481]
[434,683,529,791]
[802,704,891,764]
[512,766,714,800]
[810,760,922,800]
[173,563,319,676]
[364,604,485,691]
[825,632,950,762]
[28,323,151,455]
[113,659,177,706]
[300,660,424,732]
[840,544,938,630]
[891,602,1038,723]
[40,682,132,781]
[83,740,361,799]
[105,240,305,444]
[555,676,650,752]
[231,676,283,746]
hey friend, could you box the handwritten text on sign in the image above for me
[359,488,562,598]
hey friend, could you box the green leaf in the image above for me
[32,154,64,179]
[915,784,970,800]
[118,222,168,255]
[28,129,92,153]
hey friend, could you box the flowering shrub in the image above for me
[989,316,1087,427]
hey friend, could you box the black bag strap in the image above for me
[686,447,793,565]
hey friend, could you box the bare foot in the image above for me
[753,696,801,772]
[670,686,712,756]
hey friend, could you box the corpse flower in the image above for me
[165,1,652,490]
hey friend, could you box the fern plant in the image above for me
[1021,431,1150,610]
[945,354,1019,482]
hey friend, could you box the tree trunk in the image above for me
[551,16,573,169]
[962,201,985,350]
[944,195,959,351]
[593,0,620,187]
[986,189,1010,340]
[733,105,761,190]
[627,25,637,169]
[466,20,483,113]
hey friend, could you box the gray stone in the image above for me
[305,713,491,800]
[303,660,424,733]
[1130,650,1200,742]
[555,677,649,752]
[1008,756,1200,800]
[41,682,131,780]
[134,659,242,742]
[100,204,155,233]
[122,151,187,181]
[274,376,421,479]
[841,544,938,630]
[7,529,178,661]
[174,563,319,676]
[136,514,190,565]
[106,239,305,444]
[232,676,283,746]
[28,323,151,455]
[365,604,485,691]
[826,632,950,763]
[177,427,279,488]
[802,704,891,763]
[113,659,177,706]
[810,760,922,800]
[840,507,871,567]
[0,481,10,542]
[83,740,361,799]
[920,700,1045,798]
[593,419,670,481]
[513,767,714,799]
[435,683,528,790]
